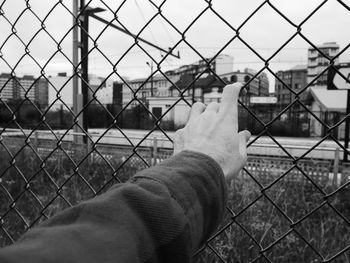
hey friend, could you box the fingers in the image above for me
[240,130,251,143]
[205,102,220,113]
[238,130,251,156]
[188,102,206,123]
[218,83,243,130]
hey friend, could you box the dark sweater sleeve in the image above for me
[0,151,227,263]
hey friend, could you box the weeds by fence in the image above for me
[1,138,350,262]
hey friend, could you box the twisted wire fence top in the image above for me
[1,0,350,262]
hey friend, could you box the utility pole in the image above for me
[80,2,104,143]
[80,2,89,143]
[72,0,82,143]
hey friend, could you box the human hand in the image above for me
[173,83,251,181]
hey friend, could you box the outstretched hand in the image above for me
[173,83,250,181]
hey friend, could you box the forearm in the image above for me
[0,151,227,263]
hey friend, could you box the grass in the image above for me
[0,144,349,262]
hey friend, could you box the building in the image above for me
[122,73,189,127]
[220,68,269,104]
[122,55,233,108]
[307,42,339,87]
[309,87,346,138]
[93,77,114,105]
[16,75,36,101]
[122,74,180,106]
[0,73,15,101]
[147,97,191,127]
[170,68,269,106]
[88,74,113,103]
[0,74,35,101]
[170,74,224,104]
[48,73,74,110]
[121,54,234,107]
[275,65,308,106]
[0,73,48,107]
[35,77,49,108]
[165,54,234,76]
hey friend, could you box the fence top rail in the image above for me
[1,128,346,160]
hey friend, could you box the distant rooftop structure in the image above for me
[165,54,234,76]
[308,42,339,50]
[290,65,307,71]
[310,87,346,112]
[128,74,169,84]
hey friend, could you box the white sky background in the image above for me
[0,0,350,93]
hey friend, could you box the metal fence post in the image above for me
[72,0,83,144]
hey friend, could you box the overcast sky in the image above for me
[0,0,349,91]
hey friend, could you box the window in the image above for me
[284,73,291,79]
[230,75,238,83]
[195,89,202,96]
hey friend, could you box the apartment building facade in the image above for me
[307,42,339,87]
[122,74,180,106]
[275,65,308,106]
[0,73,48,107]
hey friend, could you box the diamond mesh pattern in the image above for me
[1,0,350,262]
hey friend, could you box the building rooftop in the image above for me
[290,65,307,71]
[129,74,168,83]
[309,42,339,50]
[310,87,346,112]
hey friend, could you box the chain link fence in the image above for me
[1,0,350,262]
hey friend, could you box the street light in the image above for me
[146,61,154,97]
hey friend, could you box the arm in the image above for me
[0,83,250,263]
[0,151,227,263]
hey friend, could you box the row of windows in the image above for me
[123,88,204,99]
[309,48,338,58]
[276,83,302,90]
[281,72,305,79]
[129,80,168,90]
